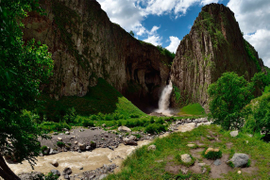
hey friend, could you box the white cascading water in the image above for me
[156,80,173,116]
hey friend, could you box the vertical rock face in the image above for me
[170,4,264,109]
[22,0,172,112]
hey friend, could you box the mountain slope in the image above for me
[170,3,264,109]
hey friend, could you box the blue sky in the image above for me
[97,0,270,67]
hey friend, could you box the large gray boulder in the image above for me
[228,153,249,167]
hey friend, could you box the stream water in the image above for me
[8,141,151,175]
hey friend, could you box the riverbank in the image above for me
[8,118,209,179]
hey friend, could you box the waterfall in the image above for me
[156,81,173,116]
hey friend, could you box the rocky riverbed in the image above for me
[7,117,210,180]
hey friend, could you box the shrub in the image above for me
[202,148,222,160]
[130,114,139,118]
[156,117,165,124]
[150,117,155,124]
[82,120,94,127]
[145,123,166,134]
[90,115,98,120]
[57,141,65,147]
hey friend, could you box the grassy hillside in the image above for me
[38,78,145,121]
[178,103,206,116]
[106,125,270,179]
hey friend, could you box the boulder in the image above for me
[63,167,72,175]
[228,153,249,167]
[181,154,192,163]
[129,135,137,141]
[118,126,131,132]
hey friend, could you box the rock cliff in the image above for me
[170,3,264,109]
[22,0,172,112]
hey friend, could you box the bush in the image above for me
[202,148,222,160]
[156,118,165,124]
[90,115,98,120]
[130,114,139,118]
[145,123,166,134]
[57,141,65,147]
[150,117,155,124]
[82,120,94,127]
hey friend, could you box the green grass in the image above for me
[178,103,206,116]
[106,125,270,179]
[38,78,145,121]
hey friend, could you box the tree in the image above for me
[129,30,135,37]
[251,71,270,93]
[207,72,254,130]
[0,0,53,179]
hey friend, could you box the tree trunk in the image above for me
[0,155,20,180]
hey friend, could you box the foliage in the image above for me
[208,72,254,130]
[39,121,71,132]
[57,141,65,147]
[156,45,175,60]
[243,91,270,135]
[145,123,166,134]
[82,120,94,127]
[0,1,53,178]
[251,72,270,93]
[129,31,135,37]
[244,40,261,71]
[202,149,222,160]
[63,107,77,124]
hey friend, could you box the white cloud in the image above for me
[200,0,219,6]
[227,0,270,67]
[244,29,270,67]
[97,0,144,32]
[143,35,162,46]
[166,36,181,53]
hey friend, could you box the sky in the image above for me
[96,0,270,68]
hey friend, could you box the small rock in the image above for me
[181,154,192,163]
[50,169,60,177]
[102,124,106,127]
[202,167,207,174]
[57,137,62,141]
[74,141,78,144]
[213,159,221,166]
[50,160,59,167]
[155,160,164,163]
[118,126,131,132]
[148,145,156,151]
[78,143,86,151]
[238,170,241,174]
[228,153,249,167]
[187,144,196,148]
[99,174,108,180]
[65,131,70,135]
[198,163,205,167]
[86,146,91,150]
[123,138,137,146]
[63,167,72,175]
[79,167,83,170]
[230,130,238,137]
